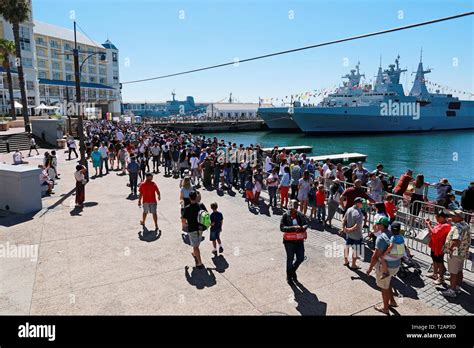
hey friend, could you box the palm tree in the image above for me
[0,0,31,132]
[0,38,17,120]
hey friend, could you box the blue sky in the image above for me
[33,0,473,103]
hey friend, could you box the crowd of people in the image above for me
[22,119,472,313]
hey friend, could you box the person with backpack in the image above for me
[367,218,402,314]
[182,191,208,269]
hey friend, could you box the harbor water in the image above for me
[204,130,474,190]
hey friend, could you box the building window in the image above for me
[36,37,46,46]
[89,66,96,74]
[20,39,31,51]
[66,74,73,81]
[65,55,72,61]
[220,113,224,117]
[50,39,60,49]
[51,50,61,59]
[52,62,61,70]
[38,71,47,79]
[37,60,46,68]
[22,57,33,68]
[89,76,96,83]
[20,26,30,39]
[99,78,105,84]
[65,63,73,72]
[36,47,46,57]
[52,72,60,80]
[26,81,34,90]
[99,67,106,75]
[64,43,72,51]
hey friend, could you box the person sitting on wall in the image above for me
[12,149,28,165]
[38,164,54,195]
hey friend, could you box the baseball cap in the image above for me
[375,216,390,226]
[390,222,401,233]
[447,209,464,218]
[354,197,364,204]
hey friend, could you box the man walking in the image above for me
[99,142,109,175]
[182,191,207,269]
[138,172,161,231]
[151,142,161,174]
[127,156,140,196]
[342,197,364,269]
[280,199,308,284]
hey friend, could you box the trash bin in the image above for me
[56,139,66,149]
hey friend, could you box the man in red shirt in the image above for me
[393,169,413,196]
[340,179,375,211]
[138,173,161,231]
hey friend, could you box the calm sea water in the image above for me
[205,130,474,191]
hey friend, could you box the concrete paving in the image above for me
[0,146,472,315]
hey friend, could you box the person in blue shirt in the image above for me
[210,202,224,256]
[127,156,140,196]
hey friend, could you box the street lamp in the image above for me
[58,21,106,165]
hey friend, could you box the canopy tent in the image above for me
[34,104,60,110]
[14,101,22,108]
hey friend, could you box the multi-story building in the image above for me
[0,0,38,116]
[33,21,121,116]
[0,0,121,117]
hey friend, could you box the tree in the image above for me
[0,38,17,120]
[0,0,31,131]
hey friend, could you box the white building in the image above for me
[206,102,266,119]
[0,0,121,117]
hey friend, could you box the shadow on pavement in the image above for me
[211,255,229,273]
[138,227,161,242]
[70,202,98,216]
[185,266,216,289]
[290,280,327,315]
[126,193,138,201]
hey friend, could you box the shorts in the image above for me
[375,262,399,289]
[210,229,221,241]
[430,251,444,264]
[142,203,157,214]
[447,256,464,275]
[345,237,362,246]
[188,230,203,247]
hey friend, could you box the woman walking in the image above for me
[90,146,101,177]
[74,164,87,208]
[326,179,343,227]
[279,166,291,209]
[297,170,313,215]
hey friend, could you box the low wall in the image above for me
[0,164,42,214]
[31,119,65,145]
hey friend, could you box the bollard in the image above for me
[6,140,10,153]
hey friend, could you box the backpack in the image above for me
[198,209,211,230]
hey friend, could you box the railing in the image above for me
[256,174,473,272]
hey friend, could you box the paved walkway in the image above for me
[0,148,472,315]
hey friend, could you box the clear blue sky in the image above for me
[33,0,473,103]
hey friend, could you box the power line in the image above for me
[122,11,473,85]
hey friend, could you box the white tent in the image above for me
[14,101,22,108]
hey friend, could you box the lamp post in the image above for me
[69,21,106,166]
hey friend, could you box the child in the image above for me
[210,202,224,256]
[447,193,460,210]
[245,176,255,207]
[384,194,398,223]
[315,184,326,223]
[308,182,317,219]
[380,222,405,279]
